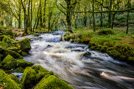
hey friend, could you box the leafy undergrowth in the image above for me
[64,28,134,64]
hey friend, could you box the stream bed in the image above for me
[16,31,134,89]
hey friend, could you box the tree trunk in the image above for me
[126,11,130,34]
[108,0,112,28]
[30,0,33,32]
[18,3,22,28]
[92,0,96,32]
[100,0,103,27]
[66,0,72,32]
[43,0,47,28]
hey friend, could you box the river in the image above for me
[16,31,134,89]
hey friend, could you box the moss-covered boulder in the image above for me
[1,55,17,70]
[21,67,37,89]
[21,65,53,89]
[34,75,73,89]
[4,50,22,59]
[16,59,33,68]
[0,46,22,60]
[0,69,21,89]
[17,38,31,55]
[1,36,15,47]
[8,74,21,84]
[0,55,33,71]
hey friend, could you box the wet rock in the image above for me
[16,59,33,68]
[21,65,53,89]
[21,67,37,89]
[83,52,91,58]
[17,38,31,54]
[0,69,21,89]
[1,35,16,47]
[1,55,17,70]
[0,55,33,70]
[34,75,73,89]
[8,74,21,83]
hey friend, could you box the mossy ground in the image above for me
[64,27,134,64]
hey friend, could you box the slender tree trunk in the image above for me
[30,0,33,32]
[111,13,116,29]
[126,11,130,34]
[66,0,72,32]
[100,0,103,27]
[108,0,112,28]
[83,6,87,27]
[92,0,96,32]
[18,3,22,28]
[43,0,47,28]
[40,0,43,28]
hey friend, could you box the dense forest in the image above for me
[0,0,134,34]
[0,0,134,89]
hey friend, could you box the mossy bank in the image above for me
[64,28,134,65]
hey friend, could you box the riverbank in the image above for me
[64,28,134,64]
[0,28,73,89]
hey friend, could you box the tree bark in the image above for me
[92,0,96,32]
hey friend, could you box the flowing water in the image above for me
[16,31,134,89]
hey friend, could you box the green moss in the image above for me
[1,36,15,47]
[14,67,25,73]
[34,75,73,89]
[0,69,21,89]
[4,49,22,59]
[8,74,20,83]
[21,67,37,89]
[1,55,17,70]
[32,65,53,81]
[98,28,114,35]
[32,65,49,73]
[3,30,15,38]
[17,38,31,54]
[16,59,33,68]
[21,66,54,89]
[0,54,32,70]
[7,47,20,53]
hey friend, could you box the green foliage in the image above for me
[34,75,73,89]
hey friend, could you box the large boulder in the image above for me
[17,38,31,55]
[34,75,73,89]
[1,35,15,47]
[0,69,21,89]
[0,55,33,70]
[1,55,17,70]
[0,46,22,60]
[21,65,53,89]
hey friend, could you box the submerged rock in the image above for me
[0,69,21,89]
[34,75,73,89]
[83,52,91,58]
